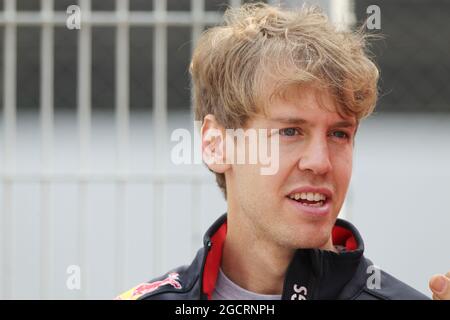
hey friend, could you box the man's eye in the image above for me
[331,131,349,139]
[279,128,301,136]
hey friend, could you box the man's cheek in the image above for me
[334,154,353,177]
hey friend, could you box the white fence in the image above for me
[0,0,362,299]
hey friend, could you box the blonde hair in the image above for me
[190,2,379,197]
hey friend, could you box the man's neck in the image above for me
[220,212,337,295]
[221,223,291,295]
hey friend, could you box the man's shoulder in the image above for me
[354,262,430,300]
[115,265,195,300]
[115,249,205,300]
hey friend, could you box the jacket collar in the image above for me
[199,213,366,300]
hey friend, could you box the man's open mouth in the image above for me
[287,192,328,207]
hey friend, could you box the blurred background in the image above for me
[0,0,448,299]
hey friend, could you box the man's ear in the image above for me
[201,114,231,174]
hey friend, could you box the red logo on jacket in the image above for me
[132,272,182,298]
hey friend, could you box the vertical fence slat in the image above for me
[153,1,168,171]
[190,0,204,110]
[77,0,92,299]
[1,0,17,300]
[330,0,355,30]
[229,0,243,8]
[114,0,129,294]
[191,0,204,46]
[40,0,54,299]
[152,0,168,277]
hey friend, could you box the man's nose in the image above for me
[297,136,332,175]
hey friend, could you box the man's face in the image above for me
[226,85,357,250]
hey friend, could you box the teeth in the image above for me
[313,193,322,201]
[289,192,327,202]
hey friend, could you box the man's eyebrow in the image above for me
[268,117,357,128]
[331,120,357,128]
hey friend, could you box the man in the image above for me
[117,3,449,300]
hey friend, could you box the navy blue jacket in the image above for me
[117,213,429,300]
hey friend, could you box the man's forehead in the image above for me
[262,82,328,108]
